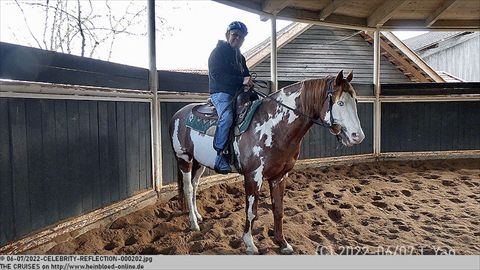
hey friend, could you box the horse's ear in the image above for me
[346,70,353,82]
[335,70,344,86]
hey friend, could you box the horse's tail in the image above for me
[176,166,186,211]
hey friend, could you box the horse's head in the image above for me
[325,70,365,147]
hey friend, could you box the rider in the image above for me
[208,21,253,174]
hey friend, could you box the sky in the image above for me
[0,0,426,70]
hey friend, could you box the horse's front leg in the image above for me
[269,176,294,254]
[243,175,259,255]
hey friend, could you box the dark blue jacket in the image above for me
[208,40,250,96]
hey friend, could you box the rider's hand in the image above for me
[243,76,254,87]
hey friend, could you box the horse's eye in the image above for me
[337,101,344,106]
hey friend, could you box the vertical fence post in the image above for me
[373,29,381,157]
[148,0,161,192]
[270,16,277,93]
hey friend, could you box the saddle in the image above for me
[191,97,252,124]
[186,92,261,137]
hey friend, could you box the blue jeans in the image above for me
[211,92,234,153]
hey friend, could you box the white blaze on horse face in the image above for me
[173,119,189,162]
[325,92,364,146]
[189,129,217,169]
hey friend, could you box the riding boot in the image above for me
[214,151,231,174]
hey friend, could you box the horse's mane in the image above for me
[299,76,335,118]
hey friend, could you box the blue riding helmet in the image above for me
[226,21,248,36]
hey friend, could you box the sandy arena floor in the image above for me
[46,158,480,255]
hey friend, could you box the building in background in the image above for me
[246,23,443,84]
[404,32,480,82]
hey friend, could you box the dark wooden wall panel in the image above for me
[0,98,152,246]
[78,101,92,213]
[161,102,189,185]
[40,100,59,225]
[9,99,31,237]
[25,99,46,230]
[0,99,14,245]
[381,101,480,152]
[116,103,128,200]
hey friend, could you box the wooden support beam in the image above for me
[373,30,381,156]
[262,0,291,15]
[426,0,457,27]
[377,38,430,82]
[367,0,408,27]
[382,19,480,30]
[319,0,349,21]
[382,32,445,82]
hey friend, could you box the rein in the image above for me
[251,80,336,130]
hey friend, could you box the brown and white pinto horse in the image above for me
[169,70,364,254]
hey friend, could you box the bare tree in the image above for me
[10,0,173,60]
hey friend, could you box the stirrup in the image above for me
[214,154,231,174]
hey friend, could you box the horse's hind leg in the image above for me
[191,159,205,222]
[242,174,260,255]
[269,175,293,254]
[178,158,200,231]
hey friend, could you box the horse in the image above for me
[169,70,365,254]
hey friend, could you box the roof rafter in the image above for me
[367,0,409,27]
[426,0,458,27]
[319,0,349,21]
[262,0,291,15]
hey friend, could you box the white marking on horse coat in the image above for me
[254,112,283,147]
[172,119,189,162]
[192,166,205,221]
[277,90,300,109]
[243,195,257,253]
[286,111,299,124]
[253,159,264,191]
[252,146,262,157]
[233,139,242,171]
[243,231,256,254]
[182,171,199,230]
[247,195,255,222]
[272,173,288,189]
[254,90,300,147]
[189,129,217,169]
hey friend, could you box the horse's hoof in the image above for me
[190,223,200,231]
[280,243,294,255]
[245,246,259,255]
